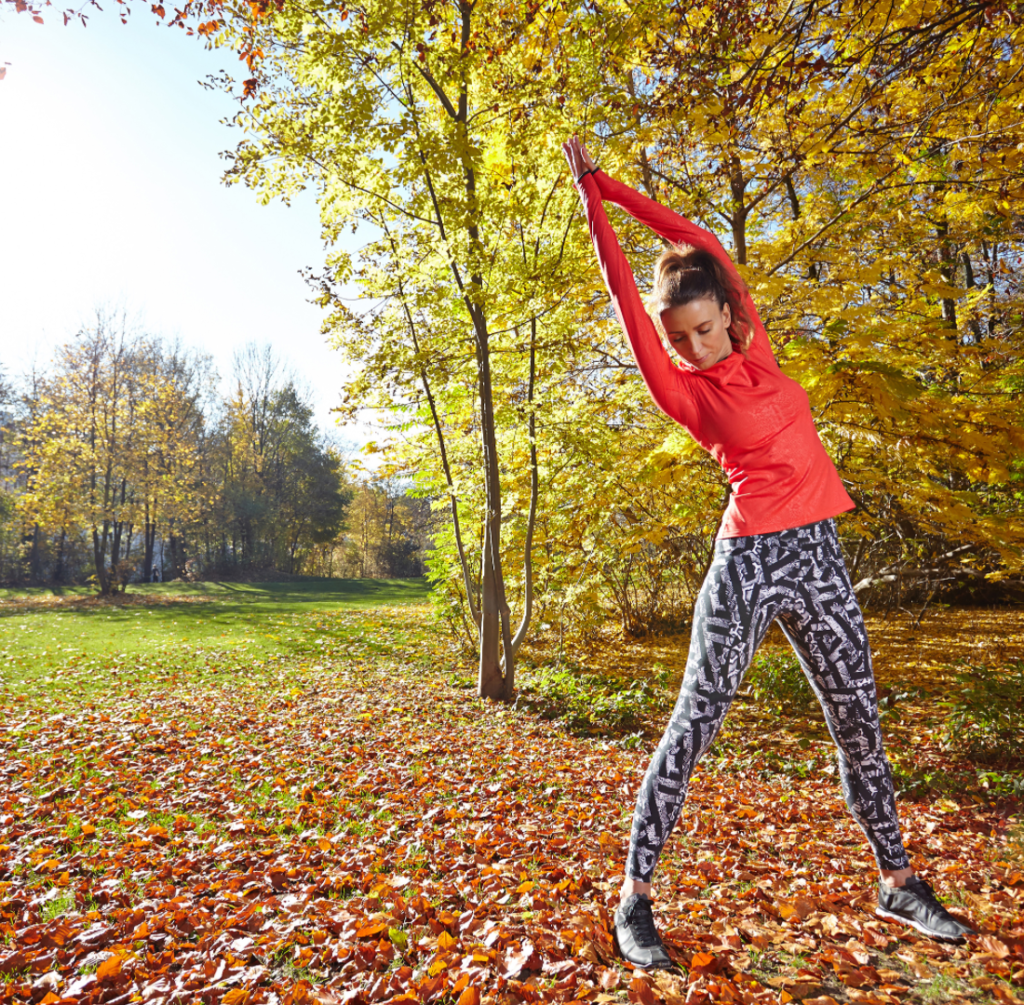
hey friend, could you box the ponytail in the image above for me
[650,245,753,350]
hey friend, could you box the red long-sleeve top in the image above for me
[578,169,854,539]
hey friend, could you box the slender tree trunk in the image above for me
[509,319,539,660]
[29,524,43,583]
[53,527,67,585]
[961,250,982,343]
[143,498,156,582]
[93,522,111,595]
[936,218,958,331]
[728,153,749,266]
[473,316,514,701]
[168,534,187,580]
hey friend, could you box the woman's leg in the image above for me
[774,521,910,871]
[614,536,787,969]
[624,538,782,885]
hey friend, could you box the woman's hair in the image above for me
[650,244,753,350]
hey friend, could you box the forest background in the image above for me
[0,331,432,593]
[2,0,1024,691]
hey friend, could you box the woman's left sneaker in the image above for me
[876,877,974,941]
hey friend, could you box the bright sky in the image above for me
[0,7,372,446]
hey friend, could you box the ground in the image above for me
[0,581,1021,1005]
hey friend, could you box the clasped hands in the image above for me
[562,134,598,183]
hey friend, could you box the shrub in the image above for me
[516,663,671,739]
[939,661,1024,768]
[742,651,817,716]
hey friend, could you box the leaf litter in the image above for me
[0,603,1022,1005]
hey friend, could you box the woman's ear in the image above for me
[721,301,733,329]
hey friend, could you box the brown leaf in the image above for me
[627,976,658,1005]
[778,897,816,921]
[981,935,1011,959]
[768,976,821,999]
[652,970,688,1005]
[504,940,540,977]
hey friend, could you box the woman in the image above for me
[562,136,973,969]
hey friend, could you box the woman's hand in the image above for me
[562,134,598,182]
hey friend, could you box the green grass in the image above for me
[41,889,76,922]
[0,577,432,702]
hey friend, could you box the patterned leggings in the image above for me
[626,518,910,883]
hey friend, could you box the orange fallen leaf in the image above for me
[96,956,122,982]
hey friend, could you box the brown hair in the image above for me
[650,244,753,350]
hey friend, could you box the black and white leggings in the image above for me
[626,518,910,883]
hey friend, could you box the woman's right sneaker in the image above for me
[613,893,676,970]
[876,877,974,941]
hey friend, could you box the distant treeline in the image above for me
[0,315,431,592]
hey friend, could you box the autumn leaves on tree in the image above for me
[12,323,352,593]
[197,0,1024,696]
[4,0,1024,696]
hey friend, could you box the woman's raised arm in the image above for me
[563,138,694,426]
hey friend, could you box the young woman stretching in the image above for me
[562,136,973,968]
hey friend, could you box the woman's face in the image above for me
[661,298,733,370]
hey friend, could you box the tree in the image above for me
[215,0,602,698]
[210,344,350,574]
[16,314,213,594]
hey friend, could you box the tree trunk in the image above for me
[142,498,156,582]
[168,534,186,580]
[93,523,111,595]
[473,314,514,702]
[478,520,504,699]
[509,319,539,660]
[936,219,958,331]
[28,524,43,584]
[53,527,67,585]
[728,152,748,265]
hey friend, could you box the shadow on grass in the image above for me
[0,577,435,694]
[0,576,431,611]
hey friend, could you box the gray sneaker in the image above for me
[613,894,676,970]
[876,877,974,941]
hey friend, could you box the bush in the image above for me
[516,663,671,739]
[742,651,817,716]
[939,661,1024,768]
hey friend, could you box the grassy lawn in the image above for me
[0,576,432,701]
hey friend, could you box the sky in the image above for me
[0,6,373,447]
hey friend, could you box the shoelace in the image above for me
[627,899,662,947]
[905,879,946,914]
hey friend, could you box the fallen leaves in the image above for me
[0,602,1021,1005]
